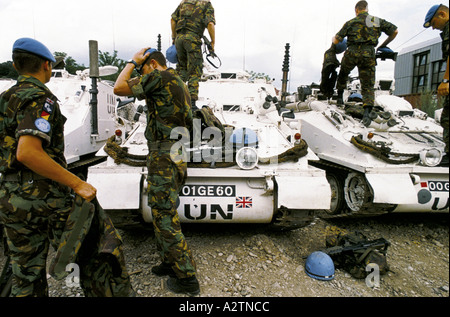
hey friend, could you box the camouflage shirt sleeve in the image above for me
[127,71,163,101]
[15,79,60,145]
[204,1,215,26]
[441,21,449,60]
[0,76,66,172]
[379,18,397,37]
[335,21,350,42]
[171,3,181,22]
[335,13,397,46]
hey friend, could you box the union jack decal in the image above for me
[236,197,253,208]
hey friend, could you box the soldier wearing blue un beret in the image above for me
[12,37,56,63]
[0,38,97,296]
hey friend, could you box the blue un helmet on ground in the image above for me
[166,45,178,64]
[12,37,56,63]
[305,251,335,281]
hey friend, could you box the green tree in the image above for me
[0,61,17,79]
[246,70,272,83]
[99,50,127,81]
[54,52,86,74]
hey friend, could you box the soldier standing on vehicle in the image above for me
[423,4,449,166]
[333,1,398,125]
[114,48,199,296]
[0,38,97,296]
[171,0,216,108]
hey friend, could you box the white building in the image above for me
[394,37,446,108]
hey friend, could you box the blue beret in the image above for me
[145,48,157,56]
[12,37,56,62]
[377,47,394,54]
[423,4,441,28]
[166,45,178,64]
[335,38,347,55]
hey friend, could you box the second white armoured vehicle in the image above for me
[288,78,448,217]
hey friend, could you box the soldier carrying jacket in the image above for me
[333,1,398,125]
[0,38,96,296]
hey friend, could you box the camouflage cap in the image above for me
[13,37,56,62]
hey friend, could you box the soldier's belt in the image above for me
[0,170,48,183]
[176,29,203,38]
[348,43,375,49]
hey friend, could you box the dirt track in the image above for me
[2,211,440,301]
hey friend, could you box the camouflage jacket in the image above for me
[172,0,216,37]
[0,75,66,174]
[127,68,193,143]
[50,196,132,297]
[440,21,449,60]
[335,12,397,47]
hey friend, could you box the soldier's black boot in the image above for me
[151,262,176,277]
[362,106,373,127]
[337,90,344,106]
[167,275,200,296]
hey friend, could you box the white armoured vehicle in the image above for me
[87,69,331,230]
[46,67,137,176]
[288,78,449,217]
[0,66,137,178]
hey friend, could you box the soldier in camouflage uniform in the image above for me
[424,4,449,165]
[114,48,198,295]
[333,1,398,125]
[0,38,97,296]
[171,0,216,106]
[320,43,344,99]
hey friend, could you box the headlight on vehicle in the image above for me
[419,148,442,167]
[236,147,258,170]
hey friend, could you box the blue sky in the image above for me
[0,0,442,90]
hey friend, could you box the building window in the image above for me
[412,52,429,93]
[431,60,446,92]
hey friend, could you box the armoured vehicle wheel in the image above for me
[344,172,372,212]
[326,173,345,214]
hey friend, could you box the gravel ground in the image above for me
[1,212,448,306]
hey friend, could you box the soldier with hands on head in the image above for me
[333,0,398,125]
[0,38,96,297]
[114,48,199,296]
[171,0,216,108]
[423,4,449,165]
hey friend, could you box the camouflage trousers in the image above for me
[146,149,196,279]
[442,97,449,153]
[0,179,72,297]
[337,46,376,108]
[175,33,204,101]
